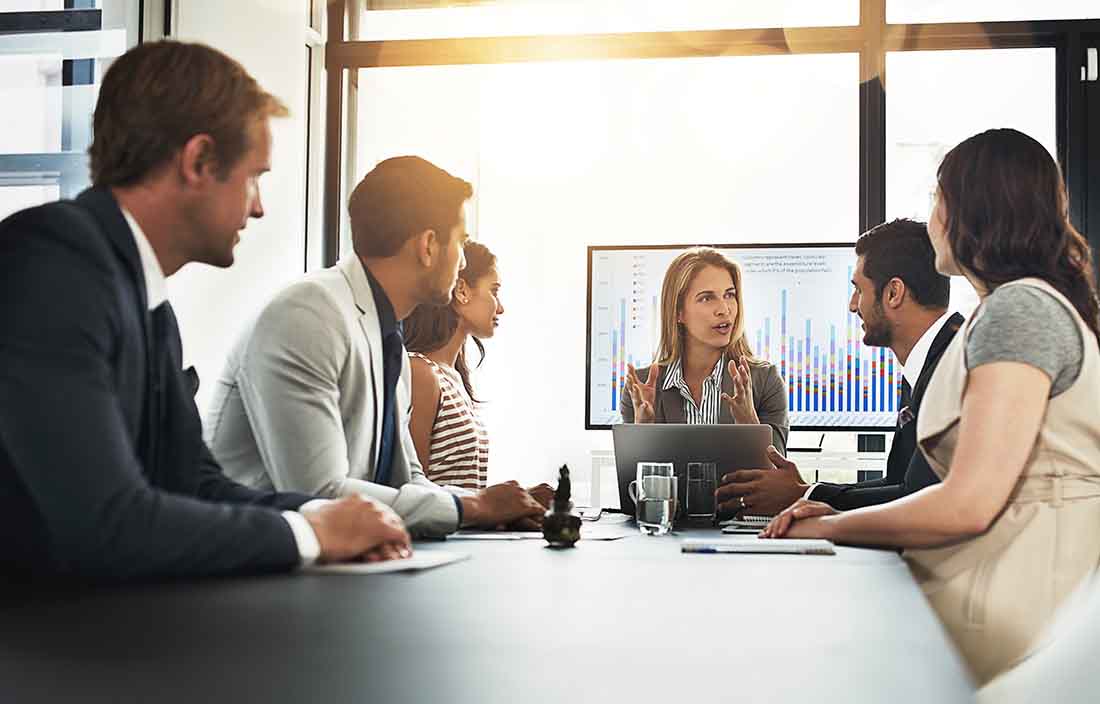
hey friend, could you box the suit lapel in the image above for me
[74,188,159,466]
[339,254,385,471]
[884,314,962,483]
[650,365,684,423]
[911,313,964,412]
[718,360,735,424]
[75,187,148,311]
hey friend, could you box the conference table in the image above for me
[0,525,975,703]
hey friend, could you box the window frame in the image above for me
[320,0,1100,278]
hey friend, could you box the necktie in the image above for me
[897,378,914,428]
[374,326,404,486]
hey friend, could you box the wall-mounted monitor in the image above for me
[586,243,976,431]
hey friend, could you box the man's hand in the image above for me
[625,363,658,423]
[761,499,839,539]
[715,446,807,518]
[301,495,411,563]
[528,483,555,509]
[460,481,546,529]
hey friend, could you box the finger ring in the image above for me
[739,496,747,509]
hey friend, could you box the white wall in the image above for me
[167,0,309,411]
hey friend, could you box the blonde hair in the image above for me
[654,247,758,368]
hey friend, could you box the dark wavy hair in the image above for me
[936,128,1099,344]
[403,241,497,401]
[856,218,950,309]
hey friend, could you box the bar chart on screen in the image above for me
[589,244,916,429]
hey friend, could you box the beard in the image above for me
[424,267,456,306]
[861,301,893,348]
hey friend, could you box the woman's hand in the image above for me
[626,363,658,423]
[721,357,759,425]
[761,499,839,539]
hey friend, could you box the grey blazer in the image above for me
[204,254,465,538]
[620,360,789,453]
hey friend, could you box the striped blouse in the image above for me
[410,353,489,490]
[662,354,725,424]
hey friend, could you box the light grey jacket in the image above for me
[203,254,465,537]
[620,359,789,453]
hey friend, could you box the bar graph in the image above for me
[753,265,900,426]
[589,245,912,428]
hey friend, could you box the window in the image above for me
[888,0,1100,25]
[885,48,1057,221]
[356,52,859,484]
[361,0,858,41]
[330,1,1100,492]
[0,1,138,220]
[886,47,1057,316]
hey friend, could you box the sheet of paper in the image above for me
[581,524,638,541]
[448,524,637,541]
[448,531,537,540]
[303,551,469,574]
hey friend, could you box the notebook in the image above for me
[681,538,835,555]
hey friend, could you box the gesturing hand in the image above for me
[761,499,839,539]
[715,446,806,517]
[625,363,658,423]
[301,495,412,563]
[721,357,759,425]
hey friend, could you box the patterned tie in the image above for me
[897,378,914,429]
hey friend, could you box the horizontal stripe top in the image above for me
[662,353,725,424]
[410,353,489,490]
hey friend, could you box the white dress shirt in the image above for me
[121,207,322,566]
[900,311,953,388]
[802,311,955,502]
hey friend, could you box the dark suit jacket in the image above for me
[620,360,790,454]
[809,313,964,510]
[0,188,314,580]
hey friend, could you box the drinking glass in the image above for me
[686,461,717,521]
[628,462,675,535]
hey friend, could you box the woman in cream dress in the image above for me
[762,128,1100,685]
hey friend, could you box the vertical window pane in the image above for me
[886,47,1057,314]
[888,0,1100,24]
[0,1,136,218]
[361,0,858,41]
[0,55,63,154]
[356,53,858,482]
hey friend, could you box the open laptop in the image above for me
[611,424,773,525]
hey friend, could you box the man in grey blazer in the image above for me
[205,156,544,537]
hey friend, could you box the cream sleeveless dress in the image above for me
[907,278,1100,684]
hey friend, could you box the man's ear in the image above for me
[178,133,218,187]
[884,277,907,310]
[413,228,437,268]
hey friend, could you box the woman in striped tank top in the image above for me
[404,242,500,491]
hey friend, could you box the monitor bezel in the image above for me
[585,241,896,432]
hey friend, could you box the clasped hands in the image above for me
[301,481,553,565]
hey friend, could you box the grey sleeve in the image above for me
[754,363,789,454]
[966,285,1084,396]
